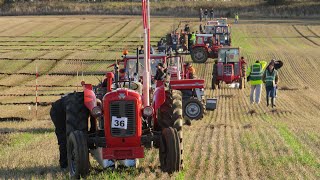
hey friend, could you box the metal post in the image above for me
[35,64,38,119]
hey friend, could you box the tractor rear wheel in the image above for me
[65,92,90,136]
[183,97,204,120]
[158,90,183,131]
[67,130,90,179]
[157,90,183,170]
[159,127,181,173]
[191,47,208,63]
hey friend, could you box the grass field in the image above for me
[0,16,319,179]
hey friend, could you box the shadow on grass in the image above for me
[0,127,54,134]
[0,165,66,179]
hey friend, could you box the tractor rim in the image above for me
[194,49,204,60]
[186,102,201,118]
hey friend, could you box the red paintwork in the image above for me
[215,58,245,84]
[104,147,144,159]
[83,84,97,112]
[102,89,144,160]
[106,72,114,92]
[170,79,205,90]
[152,85,166,110]
[222,64,234,83]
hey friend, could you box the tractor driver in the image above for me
[154,63,166,81]
[185,63,196,79]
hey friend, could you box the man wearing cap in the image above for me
[263,60,280,108]
[246,60,268,104]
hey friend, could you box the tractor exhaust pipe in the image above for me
[142,0,150,107]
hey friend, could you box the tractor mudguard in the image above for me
[170,79,205,90]
[152,85,166,110]
[83,84,97,112]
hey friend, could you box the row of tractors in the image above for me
[51,1,220,178]
[160,18,246,90]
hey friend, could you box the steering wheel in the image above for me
[114,80,140,90]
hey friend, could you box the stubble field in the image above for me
[0,16,319,179]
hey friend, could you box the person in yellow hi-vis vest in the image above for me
[246,60,267,104]
[235,13,239,24]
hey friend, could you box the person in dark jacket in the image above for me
[154,63,166,81]
[204,9,208,21]
[50,96,68,170]
[210,9,214,20]
[262,60,279,108]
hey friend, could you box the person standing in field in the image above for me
[235,13,239,24]
[246,60,267,104]
[210,9,214,20]
[263,60,279,108]
[204,9,208,21]
[199,8,203,22]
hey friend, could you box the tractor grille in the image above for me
[110,101,136,137]
[223,66,232,75]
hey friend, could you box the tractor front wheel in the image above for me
[67,130,90,179]
[191,47,208,63]
[183,98,204,120]
[159,127,181,173]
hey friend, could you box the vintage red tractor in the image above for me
[211,47,246,90]
[54,1,185,178]
[121,53,209,120]
[190,34,223,63]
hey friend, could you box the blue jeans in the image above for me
[266,86,276,98]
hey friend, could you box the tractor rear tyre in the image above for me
[158,90,183,131]
[191,47,208,63]
[183,97,204,120]
[159,127,181,173]
[65,92,90,136]
[67,130,90,179]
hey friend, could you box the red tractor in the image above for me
[211,47,246,90]
[57,1,184,178]
[191,20,231,63]
[121,53,208,120]
[191,34,223,63]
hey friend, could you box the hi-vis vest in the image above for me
[265,70,277,87]
[190,34,196,41]
[250,63,263,81]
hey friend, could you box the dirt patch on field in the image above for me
[279,86,299,91]
[243,123,253,129]
[271,109,293,114]
[219,94,235,98]
[0,134,11,146]
[0,117,28,122]
[248,109,257,115]
[208,123,233,129]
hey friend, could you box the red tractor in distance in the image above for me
[59,1,184,178]
[211,47,246,90]
[191,34,223,63]
[121,53,208,120]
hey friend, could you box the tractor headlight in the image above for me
[92,106,102,118]
[143,106,153,117]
